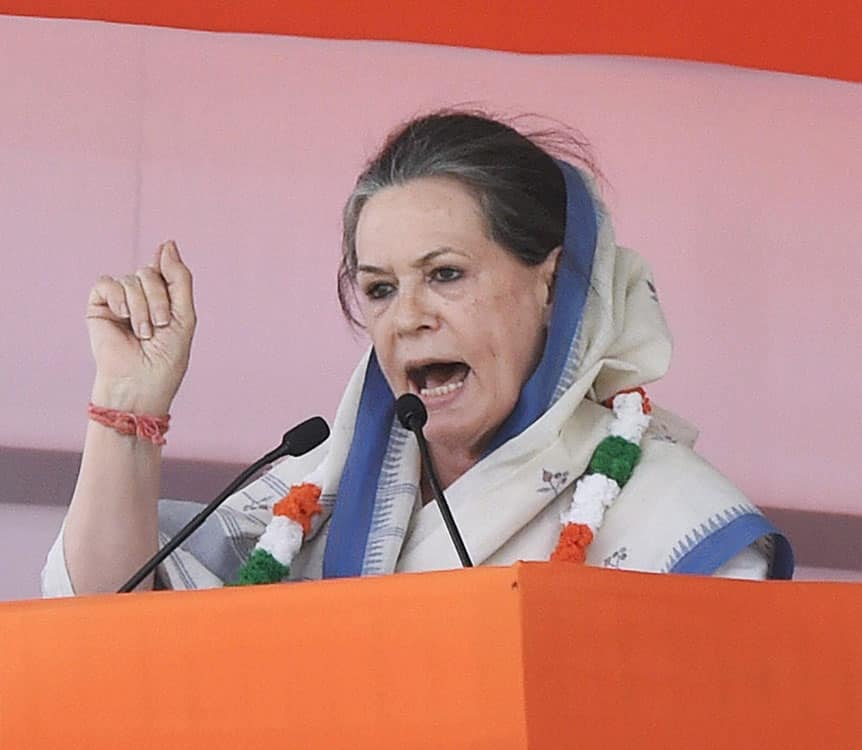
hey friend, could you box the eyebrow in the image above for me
[356,247,466,275]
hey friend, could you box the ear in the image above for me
[538,246,563,316]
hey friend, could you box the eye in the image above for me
[365,281,395,300]
[431,266,462,283]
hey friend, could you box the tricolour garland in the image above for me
[234,482,323,585]
[234,388,650,585]
[551,387,651,562]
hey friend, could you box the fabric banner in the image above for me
[2,0,860,82]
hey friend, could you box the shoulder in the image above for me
[629,435,758,525]
[592,432,773,575]
[623,437,789,576]
[639,436,744,497]
[573,399,789,576]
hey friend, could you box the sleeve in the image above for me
[40,443,328,597]
[41,520,76,597]
[621,438,791,580]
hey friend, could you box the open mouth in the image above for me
[406,361,471,399]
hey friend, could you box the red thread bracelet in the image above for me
[87,403,171,446]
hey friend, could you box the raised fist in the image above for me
[85,240,196,415]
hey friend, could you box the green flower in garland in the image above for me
[588,435,641,487]
[234,548,289,586]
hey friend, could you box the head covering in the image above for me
[323,162,642,578]
[309,159,792,580]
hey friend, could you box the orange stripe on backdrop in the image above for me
[2,0,860,83]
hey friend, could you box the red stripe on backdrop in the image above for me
[2,0,860,82]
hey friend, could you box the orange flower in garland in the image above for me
[551,523,594,563]
[273,483,322,534]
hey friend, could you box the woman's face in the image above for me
[354,176,559,457]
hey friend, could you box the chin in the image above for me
[423,419,464,446]
[423,416,485,454]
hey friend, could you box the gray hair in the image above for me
[338,110,595,326]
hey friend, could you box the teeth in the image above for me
[420,379,466,398]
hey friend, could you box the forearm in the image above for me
[63,384,167,594]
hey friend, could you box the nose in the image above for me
[393,283,438,336]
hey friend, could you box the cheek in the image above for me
[356,295,384,329]
[364,310,402,386]
[472,286,545,390]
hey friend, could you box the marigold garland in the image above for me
[234,482,323,585]
[589,436,641,486]
[552,389,651,564]
[235,548,290,586]
[550,523,594,563]
[273,483,322,534]
[603,386,651,415]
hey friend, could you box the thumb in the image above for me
[157,240,195,321]
[155,239,183,272]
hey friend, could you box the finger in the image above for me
[118,274,153,339]
[151,241,167,271]
[158,240,196,325]
[87,276,131,321]
[135,266,171,327]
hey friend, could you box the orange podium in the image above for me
[1,563,860,748]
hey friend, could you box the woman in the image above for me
[42,112,792,595]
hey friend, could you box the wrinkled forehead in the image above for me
[355,176,489,265]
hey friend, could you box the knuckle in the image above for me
[91,276,115,297]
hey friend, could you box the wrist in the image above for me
[90,377,173,416]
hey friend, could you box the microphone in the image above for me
[118,416,330,593]
[395,394,473,568]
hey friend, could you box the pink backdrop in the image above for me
[1,16,860,513]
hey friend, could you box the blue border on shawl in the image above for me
[483,161,597,454]
[323,352,394,578]
[669,513,794,580]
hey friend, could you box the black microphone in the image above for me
[395,394,473,568]
[118,416,330,593]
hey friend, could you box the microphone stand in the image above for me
[396,394,473,568]
[414,430,473,568]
